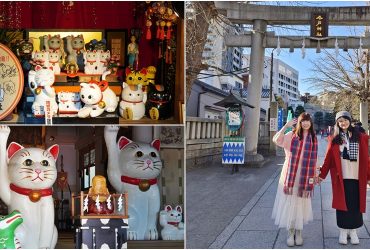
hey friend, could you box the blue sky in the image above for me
[252,1,368,95]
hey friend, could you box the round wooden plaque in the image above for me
[0,43,24,120]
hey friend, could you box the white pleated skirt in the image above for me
[271,158,313,230]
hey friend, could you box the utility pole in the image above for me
[269,49,277,155]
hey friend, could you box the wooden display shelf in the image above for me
[55,73,119,83]
[53,85,122,95]
[24,112,119,125]
[119,116,179,124]
[128,240,184,249]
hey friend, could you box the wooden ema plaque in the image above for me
[0,43,24,120]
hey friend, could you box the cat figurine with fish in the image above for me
[0,126,59,248]
[104,126,162,240]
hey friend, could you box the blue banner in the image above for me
[222,137,245,164]
[278,108,284,130]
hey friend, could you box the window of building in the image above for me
[80,144,96,190]
[235,81,242,89]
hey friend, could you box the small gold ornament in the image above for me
[150,107,159,120]
[139,180,150,192]
[29,190,41,202]
[98,101,106,109]
[35,87,42,95]
[125,107,134,120]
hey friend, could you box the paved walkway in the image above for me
[186,137,370,248]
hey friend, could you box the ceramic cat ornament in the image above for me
[0,126,59,249]
[78,80,118,118]
[160,205,184,240]
[104,126,162,240]
[119,83,147,120]
[28,65,58,117]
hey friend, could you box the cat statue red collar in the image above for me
[0,126,59,248]
[104,126,162,240]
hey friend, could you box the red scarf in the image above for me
[284,133,317,197]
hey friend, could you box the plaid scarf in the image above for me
[284,133,318,198]
[340,132,358,162]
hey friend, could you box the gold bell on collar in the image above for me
[139,180,150,192]
[29,190,42,202]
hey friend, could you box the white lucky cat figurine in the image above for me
[48,51,61,74]
[66,35,85,69]
[83,50,99,74]
[31,50,50,68]
[57,91,81,114]
[28,65,58,117]
[78,80,118,118]
[43,34,64,67]
[104,126,162,240]
[160,205,184,240]
[0,126,59,249]
[119,83,146,120]
[97,50,110,74]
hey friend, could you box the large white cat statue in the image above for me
[0,126,59,248]
[160,205,184,240]
[104,126,162,240]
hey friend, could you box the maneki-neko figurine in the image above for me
[85,175,114,215]
[28,65,58,117]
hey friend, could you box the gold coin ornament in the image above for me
[29,190,41,202]
[149,107,159,120]
[126,107,134,120]
[139,180,151,192]
[0,43,24,120]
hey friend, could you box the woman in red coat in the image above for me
[319,111,370,245]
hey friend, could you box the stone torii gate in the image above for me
[215,3,370,163]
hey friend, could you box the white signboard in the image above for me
[270,118,278,132]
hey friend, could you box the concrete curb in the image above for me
[209,165,282,248]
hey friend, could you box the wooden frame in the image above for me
[105,29,128,68]
[71,191,129,219]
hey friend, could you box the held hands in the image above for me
[314,166,323,185]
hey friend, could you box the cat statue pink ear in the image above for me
[165,205,172,212]
[151,139,160,151]
[47,144,59,160]
[118,136,133,150]
[175,205,182,213]
[7,142,24,160]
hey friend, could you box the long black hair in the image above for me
[332,118,359,145]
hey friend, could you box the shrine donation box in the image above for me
[75,218,128,249]
[72,187,129,249]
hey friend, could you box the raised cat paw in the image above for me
[128,231,138,240]
[145,228,158,240]
[0,125,10,136]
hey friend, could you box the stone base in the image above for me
[244,153,265,167]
